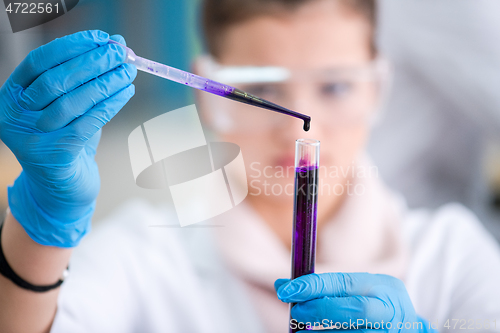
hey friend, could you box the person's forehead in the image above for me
[217,4,372,69]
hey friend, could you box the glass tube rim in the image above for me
[296,138,320,146]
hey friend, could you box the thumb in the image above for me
[274,278,290,293]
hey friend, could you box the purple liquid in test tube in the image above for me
[290,139,320,333]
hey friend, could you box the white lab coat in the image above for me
[50,198,500,333]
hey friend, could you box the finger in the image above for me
[10,30,109,89]
[19,42,127,111]
[65,84,135,142]
[110,34,126,46]
[36,63,137,132]
[291,295,394,326]
[274,278,290,293]
[277,273,403,302]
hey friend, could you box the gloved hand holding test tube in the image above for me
[276,141,434,333]
[108,40,311,131]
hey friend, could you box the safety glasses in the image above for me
[196,56,391,133]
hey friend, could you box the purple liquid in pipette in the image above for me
[290,164,318,333]
[217,87,311,132]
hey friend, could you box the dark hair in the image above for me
[202,0,377,59]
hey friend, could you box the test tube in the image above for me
[290,139,320,333]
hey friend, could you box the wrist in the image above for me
[1,211,72,287]
[8,172,94,247]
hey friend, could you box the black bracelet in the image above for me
[0,221,68,292]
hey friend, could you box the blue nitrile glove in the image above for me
[0,30,137,247]
[275,273,437,332]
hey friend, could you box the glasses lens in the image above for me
[204,64,383,133]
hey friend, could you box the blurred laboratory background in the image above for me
[0,0,499,240]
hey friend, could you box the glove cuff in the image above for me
[7,172,94,248]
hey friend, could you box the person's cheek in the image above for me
[320,126,369,181]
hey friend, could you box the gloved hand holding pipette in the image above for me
[275,273,437,332]
[0,30,136,247]
[0,28,308,249]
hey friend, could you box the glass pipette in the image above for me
[108,40,311,131]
